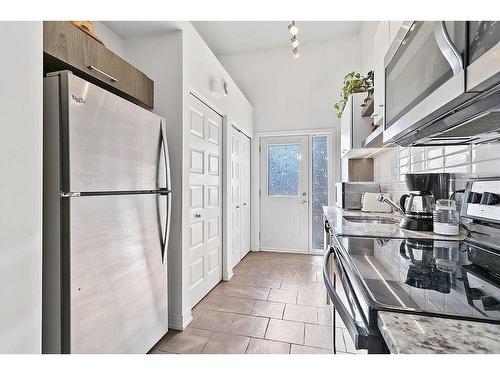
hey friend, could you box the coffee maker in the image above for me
[399,173,450,231]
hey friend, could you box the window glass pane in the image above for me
[267,144,300,196]
[312,136,328,249]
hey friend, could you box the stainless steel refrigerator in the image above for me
[42,71,171,354]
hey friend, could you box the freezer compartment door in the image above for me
[66,74,166,192]
[68,194,167,353]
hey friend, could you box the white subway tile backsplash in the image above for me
[444,145,470,155]
[445,151,471,167]
[426,147,444,159]
[411,148,426,163]
[411,161,426,172]
[472,159,500,176]
[426,157,444,171]
[373,142,500,194]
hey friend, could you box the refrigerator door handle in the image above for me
[159,121,172,264]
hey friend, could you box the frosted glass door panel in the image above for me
[267,144,300,196]
[311,136,328,250]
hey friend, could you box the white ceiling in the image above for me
[192,21,362,55]
[102,21,181,39]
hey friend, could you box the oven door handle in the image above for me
[323,246,369,350]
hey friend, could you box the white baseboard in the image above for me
[223,269,233,281]
[259,248,323,256]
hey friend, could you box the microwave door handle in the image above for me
[434,21,464,75]
[323,247,369,350]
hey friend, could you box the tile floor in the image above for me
[150,251,362,354]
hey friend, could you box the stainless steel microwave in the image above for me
[383,21,500,146]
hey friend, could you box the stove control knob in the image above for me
[480,192,499,206]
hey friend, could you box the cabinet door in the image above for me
[340,96,352,157]
[373,22,389,125]
[389,21,404,46]
[43,21,98,79]
[43,22,154,109]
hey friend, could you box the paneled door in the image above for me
[187,94,223,307]
[260,136,309,252]
[231,126,251,267]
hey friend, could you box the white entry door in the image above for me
[187,94,223,307]
[260,136,309,252]
[231,127,251,267]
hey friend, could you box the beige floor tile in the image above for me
[157,328,213,354]
[195,294,255,314]
[317,306,333,326]
[304,324,333,350]
[190,309,236,331]
[269,269,294,280]
[226,314,269,338]
[265,319,304,345]
[297,290,328,307]
[213,283,270,300]
[246,338,291,354]
[201,332,250,354]
[250,300,285,319]
[292,271,317,282]
[280,280,326,294]
[290,345,332,354]
[230,275,282,289]
[283,304,318,324]
[268,288,297,304]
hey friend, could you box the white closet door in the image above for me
[240,134,251,258]
[187,94,223,307]
[230,128,242,267]
[230,127,251,268]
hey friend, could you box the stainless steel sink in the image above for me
[343,215,399,224]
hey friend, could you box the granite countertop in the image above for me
[323,206,466,241]
[378,311,500,354]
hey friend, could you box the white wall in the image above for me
[218,35,360,133]
[0,21,43,353]
[359,21,379,74]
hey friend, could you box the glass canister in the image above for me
[433,199,460,236]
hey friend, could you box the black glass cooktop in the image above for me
[337,237,500,322]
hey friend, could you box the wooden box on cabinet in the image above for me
[43,21,154,109]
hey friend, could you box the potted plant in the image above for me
[334,70,374,118]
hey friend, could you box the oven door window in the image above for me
[385,21,465,128]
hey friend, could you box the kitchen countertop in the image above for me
[378,311,500,354]
[323,206,466,241]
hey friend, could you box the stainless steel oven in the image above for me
[383,21,500,146]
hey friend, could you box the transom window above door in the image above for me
[267,143,301,196]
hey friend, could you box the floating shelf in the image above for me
[361,97,374,118]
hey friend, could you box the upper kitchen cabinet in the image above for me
[373,21,389,126]
[43,21,154,109]
[340,93,372,158]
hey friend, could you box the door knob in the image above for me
[301,200,308,205]
[243,202,247,206]
[236,205,240,209]
[302,192,307,196]
[194,213,202,219]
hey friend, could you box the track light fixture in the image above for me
[288,21,298,36]
[289,21,300,59]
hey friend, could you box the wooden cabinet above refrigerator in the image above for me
[43,21,154,109]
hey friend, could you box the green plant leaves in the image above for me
[333,70,374,118]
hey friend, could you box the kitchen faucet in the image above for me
[377,194,405,215]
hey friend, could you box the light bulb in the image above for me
[291,36,300,49]
[292,47,300,59]
[288,21,298,36]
